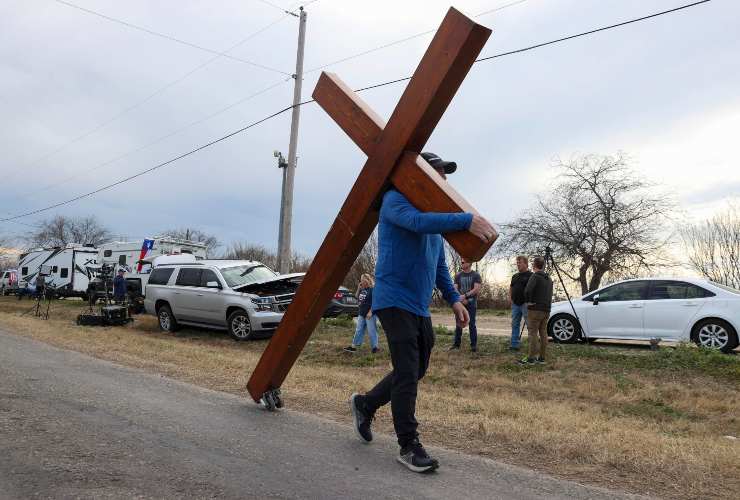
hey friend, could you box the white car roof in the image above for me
[594,277,739,296]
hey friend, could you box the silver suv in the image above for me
[144,260,303,340]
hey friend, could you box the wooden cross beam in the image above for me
[247,7,496,404]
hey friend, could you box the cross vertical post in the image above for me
[248,7,495,405]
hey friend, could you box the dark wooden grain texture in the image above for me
[247,7,492,402]
[312,73,497,261]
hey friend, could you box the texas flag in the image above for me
[136,239,155,272]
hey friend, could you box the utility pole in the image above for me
[277,6,307,274]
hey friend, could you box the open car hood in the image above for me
[233,272,305,293]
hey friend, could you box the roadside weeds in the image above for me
[0,297,738,499]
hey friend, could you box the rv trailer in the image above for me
[92,237,208,302]
[17,245,97,298]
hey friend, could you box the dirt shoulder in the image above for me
[1,297,738,499]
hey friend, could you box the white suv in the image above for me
[144,260,303,340]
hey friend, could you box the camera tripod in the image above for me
[543,246,585,340]
[21,284,55,320]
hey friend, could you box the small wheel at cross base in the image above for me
[260,389,283,411]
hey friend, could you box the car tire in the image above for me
[548,314,581,343]
[157,304,180,332]
[227,310,252,341]
[692,318,738,353]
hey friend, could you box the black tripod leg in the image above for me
[546,253,586,340]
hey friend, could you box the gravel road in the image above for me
[0,328,643,499]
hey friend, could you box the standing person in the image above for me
[509,256,532,351]
[450,258,482,352]
[348,152,496,473]
[344,273,380,354]
[518,256,553,365]
[113,269,128,303]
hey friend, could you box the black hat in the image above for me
[421,152,457,174]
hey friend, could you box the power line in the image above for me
[0,0,712,224]
[3,9,292,187]
[304,0,530,74]
[256,0,293,14]
[476,0,712,63]
[29,78,290,196]
[6,0,318,203]
[53,0,291,76]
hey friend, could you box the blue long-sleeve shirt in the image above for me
[372,189,473,317]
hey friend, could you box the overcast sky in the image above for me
[1,0,738,258]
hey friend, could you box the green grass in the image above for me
[616,398,698,423]
[430,307,509,316]
[561,342,740,381]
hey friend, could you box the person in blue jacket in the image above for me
[349,152,496,473]
[344,273,380,354]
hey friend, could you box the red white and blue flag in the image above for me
[137,239,155,272]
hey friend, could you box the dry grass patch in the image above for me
[1,297,738,499]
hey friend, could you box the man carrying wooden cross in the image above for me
[350,153,496,473]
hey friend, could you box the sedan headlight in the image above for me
[251,297,273,311]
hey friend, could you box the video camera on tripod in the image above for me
[21,265,57,319]
[78,263,132,327]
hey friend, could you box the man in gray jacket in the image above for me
[518,256,553,365]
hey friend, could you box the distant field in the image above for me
[1,297,738,499]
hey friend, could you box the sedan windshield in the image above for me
[220,265,279,288]
[711,281,740,295]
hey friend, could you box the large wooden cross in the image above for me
[247,7,497,406]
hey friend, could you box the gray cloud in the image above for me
[1,0,738,256]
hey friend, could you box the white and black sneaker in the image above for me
[397,440,439,473]
[350,393,373,443]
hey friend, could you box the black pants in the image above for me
[362,307,435,448]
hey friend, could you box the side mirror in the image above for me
[592,294,600,305]
[206,281,221,289]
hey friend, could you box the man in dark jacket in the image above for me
[509,255,532,351]
[519,256,553,365]
[113,269,128,303]
[348,152,495,473]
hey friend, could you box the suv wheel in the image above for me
[158,304,180,332]
[692,319,738,353]
[548,314,580,343]
[228,310,252,341]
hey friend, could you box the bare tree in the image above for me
[502,153,674,295]
[0,234,14,271]
[682,203,740,288]
[223,242,311,273]
[159,227,220,257]
[26,215,111,248]
[345,231,379,293]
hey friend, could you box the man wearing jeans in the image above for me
[347,152,496,473]
[509,256,532,351]
[450,259,482,352]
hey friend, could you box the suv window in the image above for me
[200,269,220,287]
[596,281,647,302]
[176,268,202,287]
[648,281,714,300]
[148,267,175,285]
[60,268,69,278]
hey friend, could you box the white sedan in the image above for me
[548,278,740,352]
